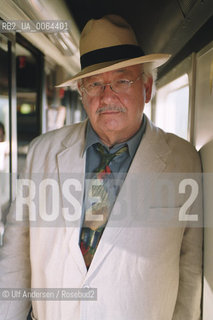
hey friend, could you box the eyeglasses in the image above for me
[81,73,143,97]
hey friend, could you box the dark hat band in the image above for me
[80,44,144,70]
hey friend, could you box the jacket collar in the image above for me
[61,119,88,157]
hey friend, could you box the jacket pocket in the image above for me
[147,207,185,227]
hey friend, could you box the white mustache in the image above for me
[96,105,126,114]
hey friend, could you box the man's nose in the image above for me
[100,84,115,100]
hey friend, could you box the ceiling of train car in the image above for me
[65,0,213,66]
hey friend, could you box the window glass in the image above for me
[155,74,189,140]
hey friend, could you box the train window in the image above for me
[155,74,189,140]
[0,35,10,222]
[153,54,195,142]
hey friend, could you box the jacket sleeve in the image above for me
[172,226,203,319]
[172,173,203,320]
[0,140,37,320]
[0,199,31,320]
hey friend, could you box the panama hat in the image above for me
[57,15,171,86]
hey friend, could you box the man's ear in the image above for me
[144,76,153,103]
[77,81,82,94]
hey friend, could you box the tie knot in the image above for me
[95,143,128,174]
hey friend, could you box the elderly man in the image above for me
[0,15,202,320]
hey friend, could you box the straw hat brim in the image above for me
[57,53,171,87]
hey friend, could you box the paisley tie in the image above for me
[80,143,128,269]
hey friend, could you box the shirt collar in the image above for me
[84,115,147,159]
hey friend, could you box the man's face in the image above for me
[79,64,153,144]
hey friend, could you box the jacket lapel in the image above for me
[56,120,88,276]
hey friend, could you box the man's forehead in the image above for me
[83,64,142,82]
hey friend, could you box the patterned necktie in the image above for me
[80,143,128,269]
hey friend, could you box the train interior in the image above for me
[0,0,213,318]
